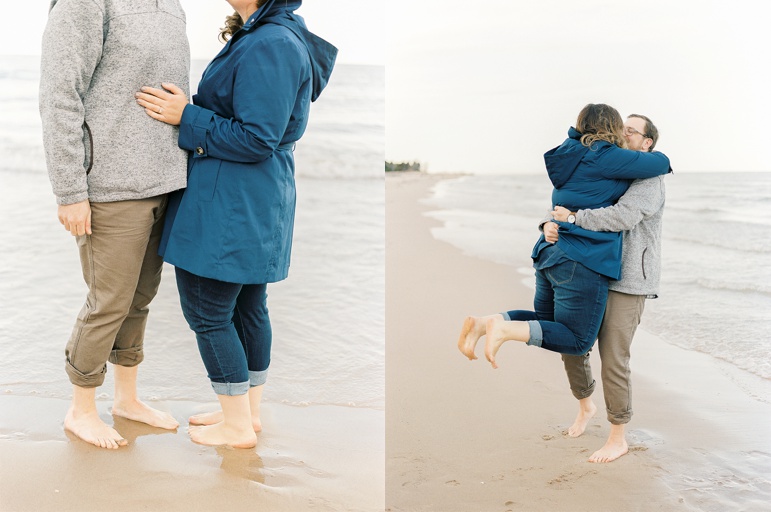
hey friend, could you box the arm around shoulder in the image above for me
[600,146,672,180]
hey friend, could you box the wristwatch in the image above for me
[567,212,577,224]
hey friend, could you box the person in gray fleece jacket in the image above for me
[546,113,667,463]
[39,0,189,449]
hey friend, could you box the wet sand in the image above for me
[0,396,383,511]
[385,171,771,512]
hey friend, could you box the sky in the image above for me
[0,1,384,65]
[387,0,771,174]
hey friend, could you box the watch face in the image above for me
[567,214,576,223]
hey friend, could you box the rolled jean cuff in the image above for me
[526,320,543,348]
[210,380,250,396]
[249,369,268,387]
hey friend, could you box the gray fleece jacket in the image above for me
[40,0,190,205]
[575,176,666,296]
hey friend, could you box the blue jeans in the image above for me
[175,267,271,396]
[505,260,608,356]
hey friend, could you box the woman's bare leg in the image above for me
[189,385,263,432]
[188,393,258,448]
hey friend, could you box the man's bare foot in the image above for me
[112,399,179,430]
[567,397,597,437]
[457,316,485,360]
[188,423,257,448]
[588,424,628,463]
[64,407,127,449]
[189,410,262,432]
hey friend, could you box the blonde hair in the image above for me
[576,103,627,149]
[219,0,270,43]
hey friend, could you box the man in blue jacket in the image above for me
[545,114,667,463]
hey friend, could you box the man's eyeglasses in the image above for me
[624,127,650,139]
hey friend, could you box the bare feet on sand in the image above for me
[111,399,179,430]
[64,407,127,449]
[588,424,628,463]
[188,423,257,449]
[457,316,487,360]
[189,410,262,432]
[567,397,597,437]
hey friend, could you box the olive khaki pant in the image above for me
[65,195,168,388]
[561,291,646,425]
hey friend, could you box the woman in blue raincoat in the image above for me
[457,104,671,368]
[136,0,336,448]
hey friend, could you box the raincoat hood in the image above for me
[543,127,593,189]
[241,0,337,102]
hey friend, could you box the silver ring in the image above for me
[158,107,163,115]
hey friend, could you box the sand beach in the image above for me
[385,171,771,512]
[0,395,383,511]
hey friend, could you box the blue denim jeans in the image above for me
[505,260,608,356]
[175,267,271,396]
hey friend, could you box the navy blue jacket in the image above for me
[532,127,671,279]
[159,0,337,284]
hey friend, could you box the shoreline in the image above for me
[0,395,384,512]
[386,171,771,512]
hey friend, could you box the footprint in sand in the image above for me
[445,480,460,486]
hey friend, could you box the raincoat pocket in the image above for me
[193,158,222,202]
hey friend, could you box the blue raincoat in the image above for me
[159,0,337,284]
[531,127,671,279]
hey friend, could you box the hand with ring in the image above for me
[135,82,188,126]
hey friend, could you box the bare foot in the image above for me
[112,399,179,430]
[484,315,507,369]
[457,316,485,360]
[567,398,597,437]
[188,423,257,448]
[189,410,262,432]
[588,424,628,463]
[64,407,127,449]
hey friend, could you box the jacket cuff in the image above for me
[179,104,216,158]
[57,191,90,206]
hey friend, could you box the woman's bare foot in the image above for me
[112,399,179,430]
[64,407,127,450]
[188,422,257,449]
[588,424,628,463]
[457,316,486,360]
[484,316,529,369]
[567,397,597,437]
[484,316,506,369]
[189,410,262,432]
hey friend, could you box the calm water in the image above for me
[0,56,384,409]
[424,172,771,383]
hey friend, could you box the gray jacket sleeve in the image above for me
[39,0,104,205]
[575,176,665,232]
